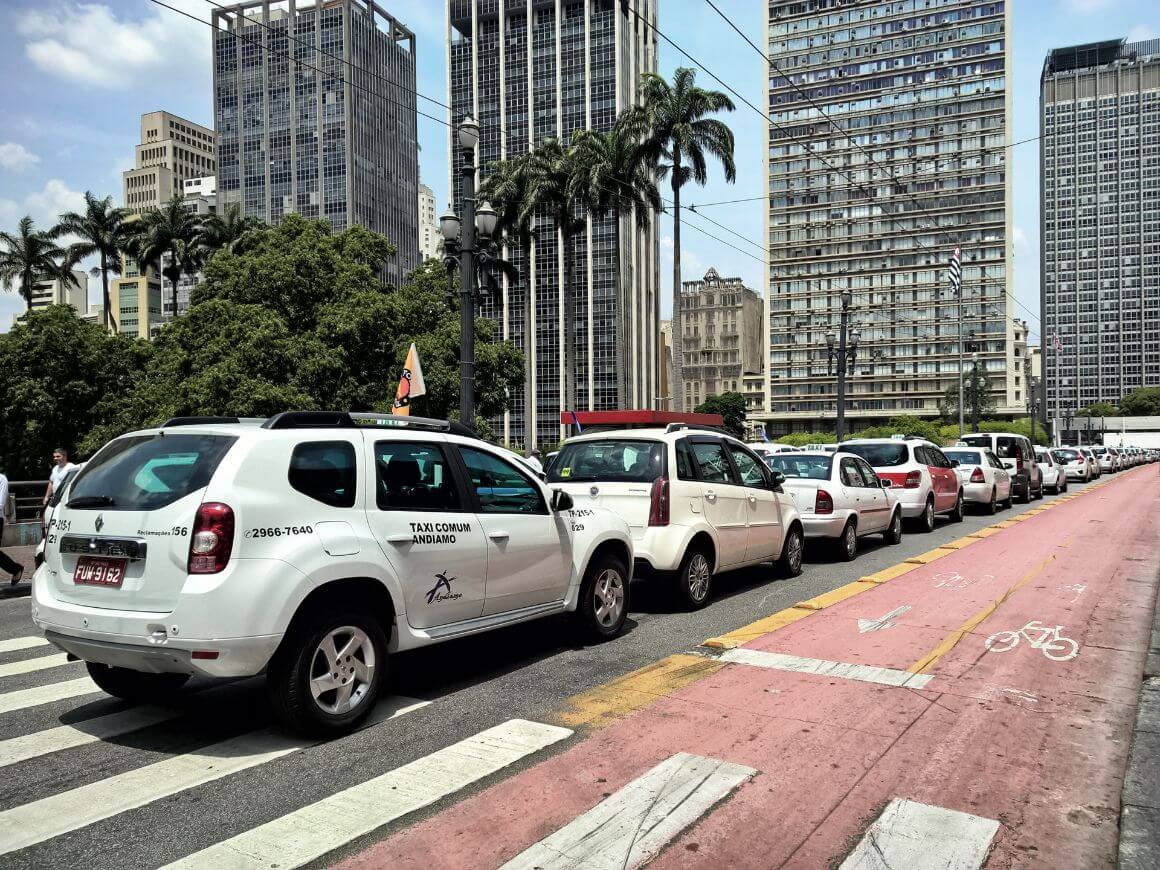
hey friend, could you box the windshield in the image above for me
[547,440,664,483]
[842,443,909,467]
[68,433,237,511]
[1055,449,1080,461]
[1092,447,1107,455]
[944,450,983,466]
[768,455,832,479]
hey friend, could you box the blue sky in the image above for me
[2,0,1157,337]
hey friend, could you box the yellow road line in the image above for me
[860,562,921,584]
[905,547,954,565]
[702,606,814,650]
[552,654,724,730]
[907,553,1056,674]
[939,536,977,550]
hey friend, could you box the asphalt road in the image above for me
[0,476,1100,869]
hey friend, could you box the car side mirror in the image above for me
[879,477,892,488]
[950,459,959,468]
[769,470,786,490]
[550,489,573,512]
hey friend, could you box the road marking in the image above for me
[0,653,74,679]
[1062,583,1086,602]
[0,637,49,655]
[932,572,991,590]
[501,752,755,870]
[703,606,814,650]
[0,705,183,768]
[905,547,954,565]
[857,605,911,634]
[0,677,101,716]
[554,654,723,730]
[838,798,999,870]
[984,621,1079,662]
[0,695,428,855]
[719,648,932,689]
[858,563,920,585]
[908,554,1056,674]
[796,580,878,611]
[164,719,571,870]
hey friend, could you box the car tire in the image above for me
[883,509,903,545]
[1003,488,1014,509]
[914,496,936,533]
[949,491,964,523]
[836,519,857,562]
[1017,482,1030,504]
[675,546,714,610]
[85,662,189,703]
[987,488,997,515]
[1033,482,1044,500]
[574,551,630,641]
[778,524,804,577]
[266,607,387,738]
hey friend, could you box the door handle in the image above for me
[385,534,412,545]
[488,531,510,542]
[748,494,757,502]
[704,490,717,502]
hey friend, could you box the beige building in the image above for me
[116,111,215,338]
[418,183,440,262]
[678,268,764,412]
[659,320,674,409]
[29,270,89,314]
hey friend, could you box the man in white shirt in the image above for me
[0,470,24,585]
[44,447,79,509]
[524,449,544,475]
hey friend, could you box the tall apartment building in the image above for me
[29,271,89,313]
[764,0,1018,434]
[1041,38,1160,423]
[211,0,420,282]
[417,182,441,261]
[448,0,660,447]
[117,111,215,337]
[677,268,763,411]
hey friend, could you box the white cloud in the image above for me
[0,143,40,173]
[18,1,210,89]
[1128,24,1158,42]
[0,179,87,234]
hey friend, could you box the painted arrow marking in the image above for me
[857,604,911,634]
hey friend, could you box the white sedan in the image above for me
[943,447,1012,514]
[1035,447,1068,494]
[767,451,903,561]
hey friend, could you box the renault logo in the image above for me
[95,514,104,533]
[589,486,599,497]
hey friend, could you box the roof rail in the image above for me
[262,411,478,438]
[665,422,726,434]
[160,416,241,428]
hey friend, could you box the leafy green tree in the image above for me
[695,391,746,440]
[1078,401,1119,418]
[774,431,836,448]
[0,217,75,310]
[56,192,133,331]
[0,307,150,476]
[129,195,204,320]
[197,202,262,257]
[632,67,736,405]
[1118,387,1160,417]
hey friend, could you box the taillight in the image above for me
[815,489,834,514]
[188,502,235,574]
[904,470,922,489]
[970,467,985,483]
[648,477,670,527]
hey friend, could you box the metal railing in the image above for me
[7,481,47,523]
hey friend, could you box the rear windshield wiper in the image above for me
[66,495,116,508]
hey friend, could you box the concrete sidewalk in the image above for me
[337,468,1159,870]
[0,544,35,598]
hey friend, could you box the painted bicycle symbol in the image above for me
[984,620,1079,662]
[932,571,991,589]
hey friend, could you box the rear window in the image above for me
[944,450,983,466]
[1092,447,1107,455]
[961,436,992,450]
[290,441,357,508]
[68,433,236,511]
[547,440,663,483]
[1055,449,1080,461]
[842,443,909,467]
[769,455,832,479]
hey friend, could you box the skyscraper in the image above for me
[1040,38,1160,421]
[212,0,420,282]
[764,0,1019,434]
[447,0,660,447]
[417,182,440,260]
[678,268,763,412]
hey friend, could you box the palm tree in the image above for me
[572,121,662,400]
[523,136,592,415]
[55,192,133,331]
[0,217,74,311]
[198,202,262,257]
[480,153,540,450]
[131,195,204,320]
[631,67,736,409]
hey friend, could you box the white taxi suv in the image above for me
[546,425,804,610]
[841,437,964,532]
[33,413,634,737]
[943,446,1013,514]
[767,451,903,560]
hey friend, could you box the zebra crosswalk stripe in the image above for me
[0,653,75,680]
[0,695,428,856]
[0,705,182,769]
[163,719,573,870]
[0,677,101,716]
[0,637,50,655]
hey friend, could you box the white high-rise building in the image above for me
[29,271,89,314]
[418,182,440,261]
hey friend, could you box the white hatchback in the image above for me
[942,446,1013,513]
[1034,447,1068,494]
[1052,447,1090,482]
[547,426,804,609]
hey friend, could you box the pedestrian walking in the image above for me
[44,447,78,510]
[0,470,24,585]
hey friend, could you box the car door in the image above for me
[987,451,1010,498]
[456,444,573,616]
[689,438,748,567]
[927,447,957,511]
[837,456,866,522]
[366,439,486,630]
[726,442,781,563]
[853,456,891,532]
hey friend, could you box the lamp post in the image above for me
[1027,376,1039,446]
[970,349,981,432]
[824,286,859,443]
[438,116,499,427]
[1062,404,1073,446]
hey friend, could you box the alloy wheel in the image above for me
[593,568,626,628]
[687,553,711,602]
[309,626,376,716]
[787,530,803,573]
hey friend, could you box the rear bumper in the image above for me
[44,630,280,678]
[801,515,848,539]
[961,482,993,504]
[1064,467,1087,479]
[891,490,927,518]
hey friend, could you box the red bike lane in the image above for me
[339,469,1159,870]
